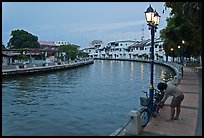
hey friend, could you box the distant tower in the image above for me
[141,24,144,41]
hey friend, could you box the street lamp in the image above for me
[181,40,185,65]
[178,45,181,63]
[181,40,185,77]
[144,4,160,111]
[171,48,174,62]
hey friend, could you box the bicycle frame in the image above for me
[139,89,163,128]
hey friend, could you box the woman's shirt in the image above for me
[161,81,181,102]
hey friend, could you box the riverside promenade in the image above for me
[140,65,202,136]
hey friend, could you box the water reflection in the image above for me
[140,63,144,80]
[130,62,134,80]
[160,67,174,82]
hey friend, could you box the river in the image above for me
[2,59,174,136]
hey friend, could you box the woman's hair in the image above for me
[157,82,167,91]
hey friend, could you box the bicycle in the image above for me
[139,89,164,128]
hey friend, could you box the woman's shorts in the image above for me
[170,93,184,108]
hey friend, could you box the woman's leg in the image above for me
[174,93,184,120]
[171,107,175,120]
[174,106,181,120]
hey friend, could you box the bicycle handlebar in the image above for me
[142,89,162,99]
[142,91,148,97]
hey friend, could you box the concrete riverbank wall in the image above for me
[2,58,94,77]
[94,58,183,86]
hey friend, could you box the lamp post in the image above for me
[171,48,174,62]
[145,4,160,111]
[181,40,185,65]
[181,40,185,77]
[178,45,181,63]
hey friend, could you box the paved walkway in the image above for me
[140,66,202,136]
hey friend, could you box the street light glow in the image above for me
[182,40,185,44]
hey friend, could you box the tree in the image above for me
[7,29,40,49]
[161,2,202,61]
[59,44,79,60]
[16,54,30,62]
[78,51,89,58]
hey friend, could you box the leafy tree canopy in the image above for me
[7,29,40,49]
[59,44,79,60]
[160,2,202,58]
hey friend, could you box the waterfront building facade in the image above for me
[82,38,166,61]
[82,40,104,58]
[2,49,60,65]
[2,39,83,66]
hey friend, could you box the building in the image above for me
[105,40,136,59]
[2,49,61,65]
[82,38,166,61]
[38,40,58,50]
[82,40,104,58]
[2,53,13,66]
[54,41,70,46]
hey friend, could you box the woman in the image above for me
[157,81,184,120]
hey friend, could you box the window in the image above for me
[111,42,115,46]
[140,47,144,50]
[120,44,122,46]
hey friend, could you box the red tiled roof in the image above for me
[38,40,56,46]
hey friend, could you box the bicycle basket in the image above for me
[140,97,150,106]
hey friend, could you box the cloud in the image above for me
[69,20,146,33]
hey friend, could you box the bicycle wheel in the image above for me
[140,108,150,128]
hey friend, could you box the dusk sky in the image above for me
[2,2,171,48]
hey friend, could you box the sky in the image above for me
[2,2,171,48]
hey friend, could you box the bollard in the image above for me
[173,76,179,85]
[125,110,142,136]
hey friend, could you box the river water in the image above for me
[2,59,174,136]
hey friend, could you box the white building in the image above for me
[83,40,104,58]
[54,41,70,46]
[82,38,166,61]
[106,40,136,59]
